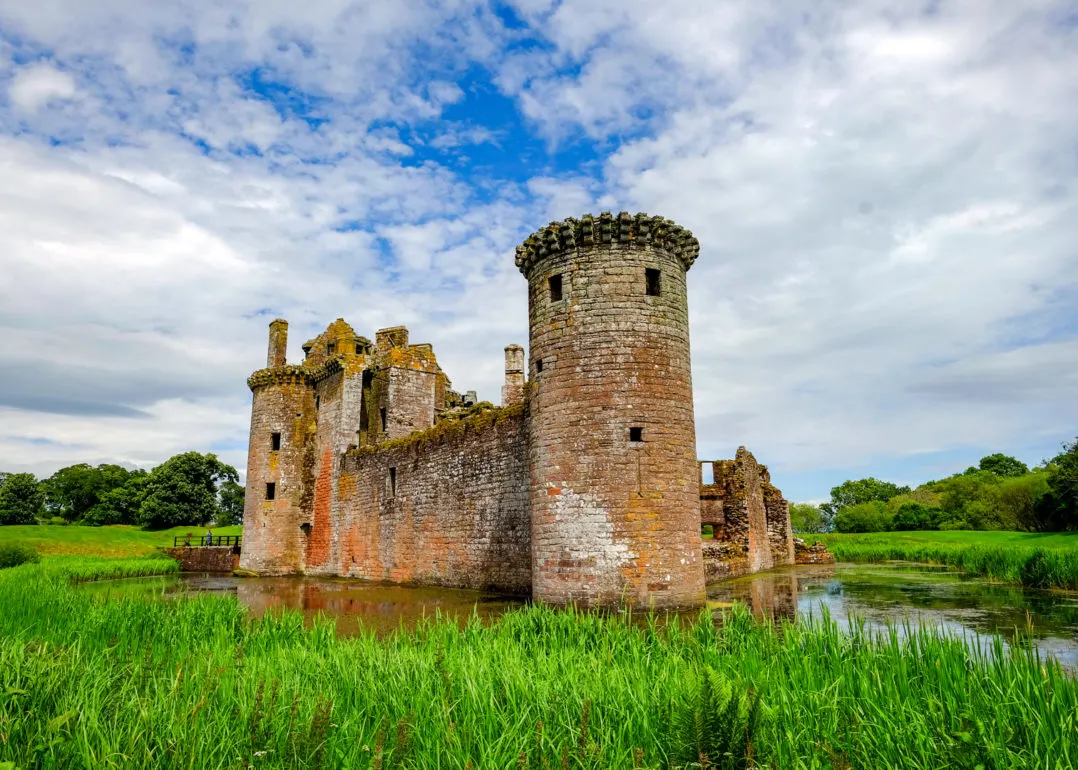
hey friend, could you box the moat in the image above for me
[83,563,1078,668]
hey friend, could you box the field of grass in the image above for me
[820,530,1078,590]
[0,523,243,557]
[1,557,1076,768]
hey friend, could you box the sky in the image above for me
[0,0,1076,502]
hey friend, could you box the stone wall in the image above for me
[762,473,795,566]
[166,546,239,572]
[701,447,796,581]
[308,405,531,593]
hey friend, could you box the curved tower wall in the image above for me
[518,212,706,609]
[239,321,315,574]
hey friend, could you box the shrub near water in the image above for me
[0,543,39,569]
[1,560,1077,768]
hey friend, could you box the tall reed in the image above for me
[823,537,1078,589]
[0,558,1074,768]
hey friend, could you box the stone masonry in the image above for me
[240,212,800,609]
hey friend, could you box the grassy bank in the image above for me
[1,559,1076,768]
[0,523,242,558]
[820,531,1078,590]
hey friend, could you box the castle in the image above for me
[240,213,796,609]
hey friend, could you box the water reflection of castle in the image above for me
[710,566,838,624]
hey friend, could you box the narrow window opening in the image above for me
[629,427,643,443]
[646,268,661,296]
[388,467,397,497]
[327,342,336,355]
[315,395,321,409]
[536,358,544,373]
[380,407,387,433]
[702,524,714,538]
[355,343,363,355]
[271,432,281,451]
[265,482,276,501]
[548,274,563,302]
[300,522,312,536]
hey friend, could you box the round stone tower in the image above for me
[517,212,706,610]
[239,319,316,575]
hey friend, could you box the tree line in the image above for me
[791,438,1078,534]
[0,452,245,530]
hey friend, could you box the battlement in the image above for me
[514,211,700,276]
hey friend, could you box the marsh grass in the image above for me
[0,558,1075,768]
[821,531,1078,589]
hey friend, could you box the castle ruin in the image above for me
[240,213,795,609]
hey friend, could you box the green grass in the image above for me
[0,524,243,558]
[820,531,1078,590]
[0,558,1076,768]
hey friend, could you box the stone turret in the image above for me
[240,318,316,575]
[516,212,706,609]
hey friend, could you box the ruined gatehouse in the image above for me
[240,212,795,609]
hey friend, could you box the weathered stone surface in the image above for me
[700,448,798,582]
[794,538,835,565]
[522,219,705,610]
[165,546,239,572]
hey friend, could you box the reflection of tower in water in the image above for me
[745,572,799,623]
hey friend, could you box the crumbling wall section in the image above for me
[713,447,773,576]
[762,471,795,567]
[323,405,531,593]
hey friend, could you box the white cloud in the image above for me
[0,0,1076,500]
[8,62,76,111]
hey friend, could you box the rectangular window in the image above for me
[271,432,281,451]
[536,358,544,373]
[355,343,363,355]
[646,268,661,296]
[315,395,321,410]
[629,427,643,443]
[327,342,336,355]
[380,407,387,432]
[266,482,276,501]
[548,274,563,302]
[388,467,397,497]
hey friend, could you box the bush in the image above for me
[891,502,942,531]
[833,501,893,533]
[46,516,69,526]
[0,543,40,569]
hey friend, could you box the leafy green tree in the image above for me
[84,472,148,526]
[789,502,828,534]
[1037,438,1078,531]
[138,452,239,530]
[833,501,893,533]
[978,453,1029,478]
[216,479,245,526]
[0,473,44,525]
[891,502,942,531]
[43,463,134,523]
[820,478,910,519]
[991,472,1050,531]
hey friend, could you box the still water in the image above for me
[707,563,1078,668]
[84,563,1078,667]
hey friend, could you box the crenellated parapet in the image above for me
[514,212,700,275]
[247,365,311,391]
